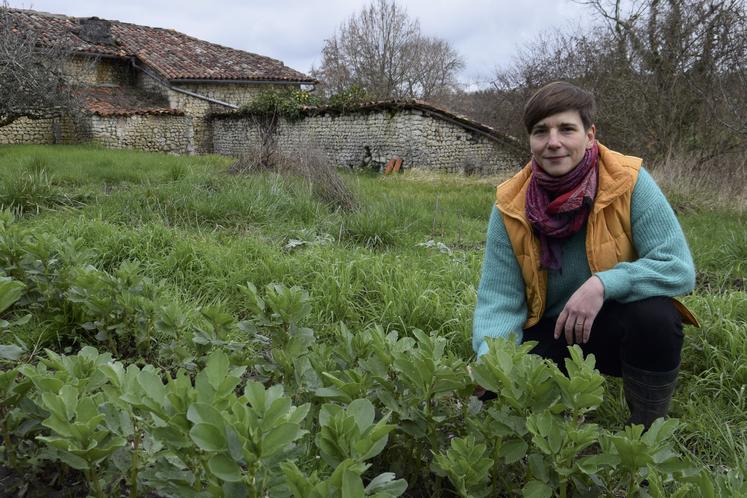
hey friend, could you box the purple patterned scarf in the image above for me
[525,142,599,271]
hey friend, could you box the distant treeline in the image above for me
[438,0,747,164]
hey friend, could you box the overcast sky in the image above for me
[9,0,595,89]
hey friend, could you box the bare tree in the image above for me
[312,0,464,100]
[574,0,747,156]
[479,0,747,161]
[0,4,81,128]
[404,36,464,99]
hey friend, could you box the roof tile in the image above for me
[7,8,315,83]
[79,86,183,117]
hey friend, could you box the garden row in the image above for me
[0,211,741,497]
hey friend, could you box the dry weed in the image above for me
[398,168,515,187]
[228,143,358,211]
[649,152,746,212]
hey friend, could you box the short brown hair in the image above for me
[523,81,596,133]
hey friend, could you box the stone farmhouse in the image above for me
[0,8,315,154]
[1,8,521,174]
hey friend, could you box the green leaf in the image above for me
[118,410,134,437]
[342,469,365,498]
[12,314,31,326]
[99,362,126,389]
[318,403,342,428]
[522,479,553,498]
[365,472,407,496]
[223,481,250,498]
[54,448,91,470]
[687,469,716,498]
[262,423,302,458]
[41,413,74,438]
[76,396,99,423]
[348,399,375,432]
[527,453,549,482]
[642,417,679,445]
[225,424,244,463]
[315,386,352,403]
[500,439,528,464]
[262,396,292,428]
[208,454,242,482]
[138,369,166,402]
[287,403,311,426]
[357,431,390,461]
[190,423,227,452]
[577,453,619,475]
[75,435,126,463]
[244,381,268,413]
[0,278,24,315]
[187,402,224,425]
[59,385,78,420]
[204,350,230,390]
[0,344,24,361]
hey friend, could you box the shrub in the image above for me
[231,143,358,212]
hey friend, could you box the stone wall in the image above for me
[135,70,290,153]
[168,83,279,153]
[65,56,134,86]
[89,114,192,154]
[0,113,188,153]
[0,118,55,145]
[136,72,278,106]
[211,108,519,174]
[2,60,295,154]
[0,117,85,145]
[171,83,284,108]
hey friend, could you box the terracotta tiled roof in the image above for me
[6,8,315,83]
[79,86,183,117]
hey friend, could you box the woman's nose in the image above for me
[547,130,561,148]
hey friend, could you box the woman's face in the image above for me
[529,110,596,177]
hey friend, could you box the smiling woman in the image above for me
[472,81,699,430]
[528,110,595,177]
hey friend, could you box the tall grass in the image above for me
[0,156,93,214]
[649,151,747,212]
[2,144,746,476]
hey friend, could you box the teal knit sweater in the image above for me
[472,168,696,357]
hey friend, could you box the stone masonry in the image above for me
[0,116,84,145]
[0,58,193,154]
[136,67,291,153]
[2,34,521,167]
[89,114,192,154]
[3,8,316,155]
[211,105,522,174]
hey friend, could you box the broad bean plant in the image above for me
[0,213,741,497]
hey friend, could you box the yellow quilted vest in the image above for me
[495,143,698,329]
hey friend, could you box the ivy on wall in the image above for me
[236,86,373,121]
[238,89,321,121]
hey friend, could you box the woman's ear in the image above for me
[586,124,597,148]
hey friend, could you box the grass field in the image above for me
[0,144,745,496]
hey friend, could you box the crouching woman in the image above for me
[472,81,698,429]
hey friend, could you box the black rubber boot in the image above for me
[622,361,679,430]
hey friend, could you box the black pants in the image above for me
[522,296,684,377]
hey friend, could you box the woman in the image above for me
[472,81,698,429]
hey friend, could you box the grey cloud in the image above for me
[9,0,589,86]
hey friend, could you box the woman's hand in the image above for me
[554,275,604,344]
